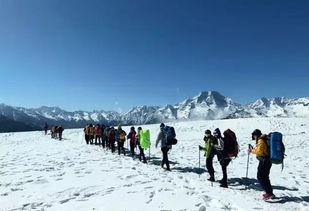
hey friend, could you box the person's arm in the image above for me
[155,132,162,148]
[251,139,267,157]
[214,138,224,151]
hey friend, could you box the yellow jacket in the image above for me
[251,134,269,157]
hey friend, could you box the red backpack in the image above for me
[223,129,239,158]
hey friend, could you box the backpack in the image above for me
[268,132,285,168]
[119,131,126,140]
[140,129,151,149]
[164,126,177,145]
[108,129,115,140]
[223,129,239,158]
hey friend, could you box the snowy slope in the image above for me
[1,118,309,211]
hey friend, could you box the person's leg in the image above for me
[118,141,121,155]
[264,160,273,194]
[121,141,126,155]
[130,142,135,156]
[161,148,165,167]
[257,159,273,195]
[165,148,170,170]
[220,158,231,187]
[206,154,215,180]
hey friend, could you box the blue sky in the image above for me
[0,0,308,112]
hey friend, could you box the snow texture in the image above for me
[1,118,309,211]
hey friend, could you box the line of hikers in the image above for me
[83,124,147,163]
[199,128,283,200]
[43,121,283,201]
[43,123,64,141]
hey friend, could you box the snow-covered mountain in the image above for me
[0,91,308,132]
[247,97,309,117]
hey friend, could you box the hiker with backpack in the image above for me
[58,125,64,141]
[116,125,127,155]
[213,128,237,188]
[136,127,147,163]
[100,124,106,148]
[127,126,137,157]
[155,123,174,171]
[43,123,48,135]
[94,124,101,145]
[89,124,94,144]
[199,129,217,182]
[104,126,111,149]
[108,127,116,153]
[249,129,275,200]
[84,124,90,144]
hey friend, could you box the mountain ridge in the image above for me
[0,91,308,132]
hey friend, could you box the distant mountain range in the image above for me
[1,91,308,132]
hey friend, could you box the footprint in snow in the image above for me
[146,191,155,204]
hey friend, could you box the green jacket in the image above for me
[201,135,216,158]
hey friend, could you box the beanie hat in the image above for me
[213,128,221,137]
[205,130,211,135]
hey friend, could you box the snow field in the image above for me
[0,117,309,211]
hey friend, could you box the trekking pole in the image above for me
[198,146,201,169]
[245,144,251,189]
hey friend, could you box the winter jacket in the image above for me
[251,134,269,158]
[155,128,170,148]
[201,135,216,158]
[127,131,136,142]
[89,127,94,136]
[95,126,101,136]
[58,127,64,133]
[116,129,127,142]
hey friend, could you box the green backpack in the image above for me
[140,130,151,149]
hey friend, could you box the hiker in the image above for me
[94,124,101,145]
[54,126,59,139]
[100,124,106,148]
[213,128,231,188]
[249,129,275,200]
[155,123,171,171]
[58,125,64,141]
[108,127,116,153]
[136,127,147,163]
[43,123,48,135]
[104,126,111,149]
[88,124,94,144]
[84,124,90,144]
[127,126,137,157]
[116,125,127,155]
[51,125,55,138]
[199,129,217,181]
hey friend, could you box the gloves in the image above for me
[248,149,252,153]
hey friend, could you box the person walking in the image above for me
[136,127,147,163]
[199,129,217,181]
[43,123,48,135]
[213,128,231,188]
[127,127,137,157]
[249,129,275,200]
[155,123,171,171]
[58,125,64,141]
[116,125,127,155]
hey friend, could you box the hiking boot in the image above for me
[220,183,228,188]
[207,177,215,182]
[263,193,275,200]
